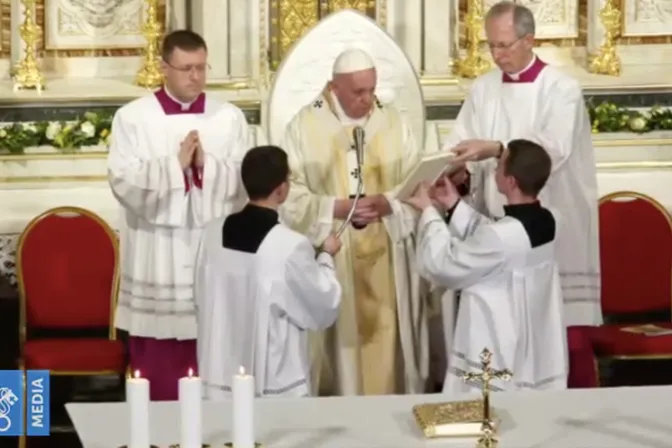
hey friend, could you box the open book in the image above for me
[395,152,457,200]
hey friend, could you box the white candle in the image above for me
[126,370,150,448]
[233,366,255,448]
[179,368,202,448]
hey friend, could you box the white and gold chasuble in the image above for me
[280,89,429,396]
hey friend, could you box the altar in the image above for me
[1,0,672,286]
[66,385,672,447]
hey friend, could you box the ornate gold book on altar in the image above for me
[412,399,497,438]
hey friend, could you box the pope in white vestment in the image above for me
[443,2,601,329]
[280,49,428,396]
[195,145,342,398]
[407,139,568,392]
[108,31,249,400]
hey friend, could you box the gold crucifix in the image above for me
[461,348,512,448]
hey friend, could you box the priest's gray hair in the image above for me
[485,1,536,38]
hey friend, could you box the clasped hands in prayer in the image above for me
[179,130,205,170]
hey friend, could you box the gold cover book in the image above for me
[413,399,497,438]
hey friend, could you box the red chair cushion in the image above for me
[19,211,117,329]
[24,339,125,372]
[599,196,672,314]
[591,323,672,357]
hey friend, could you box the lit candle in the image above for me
[233,366,255,448]
[126,370,149,448]
[179,368,202,448]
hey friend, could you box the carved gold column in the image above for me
[13,0,46,92]
[136,0,164,88]
[589,0,621,76]
[454,0,490,79]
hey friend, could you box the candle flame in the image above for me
[239,366,246,376]
[133,369,141,379]
[188,368,194,377]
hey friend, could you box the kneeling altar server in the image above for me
[196,145,343,398]
[108,30,249,400]
[406,139,568,392]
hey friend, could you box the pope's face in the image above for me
[485,13,534,74]
[331,68,377,119]
[161,47,208,102]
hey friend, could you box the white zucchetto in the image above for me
[332,48,375,75]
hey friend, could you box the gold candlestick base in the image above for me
[476,421,498,447]
[12,61,46,93]
[454,58,491,80]
[136,64,164,89]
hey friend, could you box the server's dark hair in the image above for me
[504,139,551,196]
[241,145,290,200]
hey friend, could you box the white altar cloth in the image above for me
[67,386,672,448]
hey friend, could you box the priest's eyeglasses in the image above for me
[164,61,211,74]
[487,37,522,51]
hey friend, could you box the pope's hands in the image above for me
[451,139,500,164]
[352,194,392,226]
[333,195,393,225]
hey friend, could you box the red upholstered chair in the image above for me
[16,206,125,442]
[591,191,672,381]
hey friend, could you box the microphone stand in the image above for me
[335,163,364,238]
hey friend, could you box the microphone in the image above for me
[353,126,365,168]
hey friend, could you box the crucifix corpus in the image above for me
[461,348,513,448]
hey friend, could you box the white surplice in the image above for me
[108,93,249,339]
[416,203,568,393]
[194,220,341,398]
[442,59,601,328]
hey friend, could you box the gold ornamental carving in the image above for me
[589,0,621,76]
[13,0,46,92]
[135,0,164,88]
[269,0,378,70]
[461,348,512,448]
[454,0,490,79]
